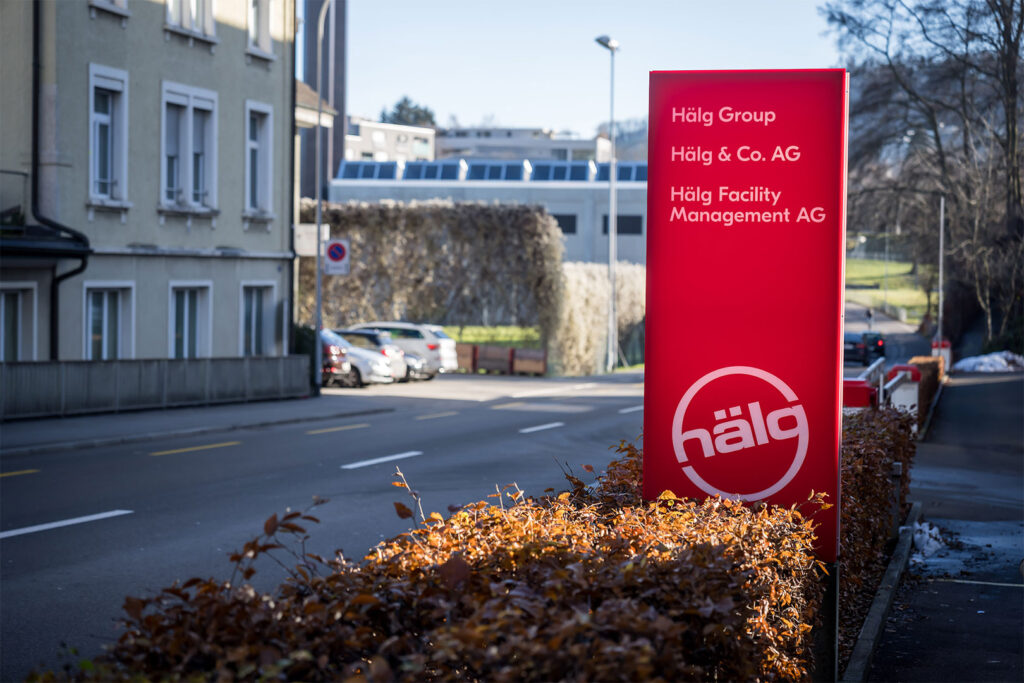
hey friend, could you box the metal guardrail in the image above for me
[857,357,887,385]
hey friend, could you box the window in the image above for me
[241,283,275,356]
[88,290,120,360]
[244,101,273,213]
[167,0,214,37]
[552,214,578,235]
[170,283,211,358]
[83,283,134,360]
[2,290,20,362]
[602,214,644,235]
[248,0,270,53]
[89,64,129,203]
[162,82,217,211]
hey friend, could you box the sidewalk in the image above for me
[0,392,392,457]
[868,372,1024,682]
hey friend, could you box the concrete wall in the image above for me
[0,355,310,419]
[328,180,649,264]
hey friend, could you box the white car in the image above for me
[320,330,393,387]
[349,322,459,375]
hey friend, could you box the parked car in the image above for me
[862,331,886,360]
[318,329,352,386]
[843,331,869,365]
[334,329,408,382]
[402,352,432,381]
[320,329,393,387]
[349,321,458,375]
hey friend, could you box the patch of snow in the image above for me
[951,351,1024,373]
[913,521,945,557]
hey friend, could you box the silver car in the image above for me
[349,321,459,376]
[333,329,408,382]
[320,330,393,387]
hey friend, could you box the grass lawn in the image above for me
[845,258,931,326]
[443,325,542,349]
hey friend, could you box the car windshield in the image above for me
[338,333,377,350]
[321,330,351,348]
[430,328,452,340]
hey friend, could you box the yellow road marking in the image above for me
[0,469,40,478]
[150,441,241,456]
[415,411,458,421]
[306,422,370,435]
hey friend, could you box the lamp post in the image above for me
[596,34,619,373]
[313,0,334,393]
[936,194,945,345]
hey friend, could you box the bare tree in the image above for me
[824,0,1024,346]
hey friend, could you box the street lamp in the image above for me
[596,34,619,373]
[313,0,335,393]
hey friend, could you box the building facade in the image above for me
[329,159,648,264]
[345,116,434,164]
[436,127,611,163]
[0,0,295,362]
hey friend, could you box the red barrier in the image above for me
[842,379,877,408]
[886,364,922,382]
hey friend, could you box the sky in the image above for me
[332,1,843,137]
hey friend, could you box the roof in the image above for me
[295,80,338,117]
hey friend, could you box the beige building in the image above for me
[344,116,434,165]
[0,0,295,362]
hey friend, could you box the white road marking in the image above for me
[518,421,565,434]
[342,451,423,470]
[415,411,458,421]
[510,383,596,399]
[936,578,1023,589]
[618,405,644,414]
[0,509,134,540]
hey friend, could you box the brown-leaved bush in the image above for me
[37,409,914,682]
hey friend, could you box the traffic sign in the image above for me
[645,70,848,561]
[324,238,350,275]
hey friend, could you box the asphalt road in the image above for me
[0,374,644,680]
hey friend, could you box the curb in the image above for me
[840,501,923,682]
[0,408,394,458]
[916,379,945,441]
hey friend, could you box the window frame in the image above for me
[239,280,277,356]
[247,0,272,54]
[161,81,218,212]
[166,0,215,38]
[0,283,38,362]
[82,281,135,360]
[243,100,274,215]
[88,64,129,204]
[168,281,213,359]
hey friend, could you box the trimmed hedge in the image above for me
[38,409,915,682]
[298,200,647,376]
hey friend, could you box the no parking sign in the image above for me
[324,238,350,275]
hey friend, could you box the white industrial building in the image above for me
[329,159,648,264]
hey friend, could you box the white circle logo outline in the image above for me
[671,365,807,501]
